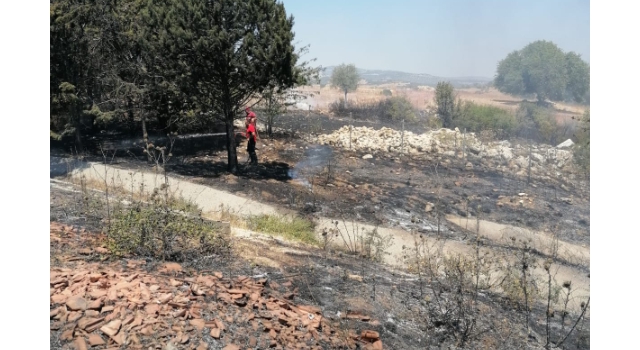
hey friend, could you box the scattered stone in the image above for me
[78,248,92,255]
[100,319,122,337]
[94,247,109,254]
[424,202,434,212]
[67,311,82,322]
[190,318,205,331]
[210,328,221,339]
[361,330,380,341]
[66,296,88,311]
[556,139,574,148]
[371,340,383,349]
[87,334,106,346]
[348,275,363,282]
[159,262,182,273]
[362,154,373,159]
[73,337,88,350]
[87,299,102,310]
[164,341,178,350]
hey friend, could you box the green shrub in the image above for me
[107,192,229,261]
[514,102,562,144]
[381,89,393,96]
[379,96,417,122]
[453,101,516,139]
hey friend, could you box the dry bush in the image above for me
[332,220,394,263]
[402,235,505,347]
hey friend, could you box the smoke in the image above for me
[288,145,333,188]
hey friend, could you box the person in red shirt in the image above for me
[245,107,257,130]
[246,121,258,165]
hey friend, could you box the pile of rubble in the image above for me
[313,126,577,177]
[50,223,383,350]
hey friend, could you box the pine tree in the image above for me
[159,0,305,173]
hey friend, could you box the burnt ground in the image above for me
[61,112,590,249]
[50,113,590,348]
[50,178,589,350]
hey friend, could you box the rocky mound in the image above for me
[313,126,578,179]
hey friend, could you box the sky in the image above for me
[279,0,590,78]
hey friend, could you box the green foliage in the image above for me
[564,52,590,104]
[454,101,516,138]
[107,192,229,261]
[573,109,590,175]
[494,51,526,96]
[248,214,318,245]
[381,89,393,97]
[379,96,417,122]
[50,0,132,147]
[151,0,304,172]
[494,40,589,103]
[515,102,562,144]
[434,81,456,128]
[50,0,312,172]
[330,64,360,101]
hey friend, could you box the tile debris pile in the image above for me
[50,222,384,350]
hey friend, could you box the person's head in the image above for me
[245,107,251,114]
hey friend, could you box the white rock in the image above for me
[500,147,514,161]
[532,153,545,163]
[362,154,373,159]
[556,139,574,148]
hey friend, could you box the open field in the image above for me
[298,85,588,124]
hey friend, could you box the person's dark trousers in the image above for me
[247,138,257,165]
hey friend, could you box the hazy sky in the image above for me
[280,0,590,78]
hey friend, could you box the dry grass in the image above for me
[298,85,587,123]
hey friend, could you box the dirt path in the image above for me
[65,161,589,311]
[446,215,590,267]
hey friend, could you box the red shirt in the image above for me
[246,124,256,141]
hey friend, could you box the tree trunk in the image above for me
[344,90,348,103]
[225,116,238,173]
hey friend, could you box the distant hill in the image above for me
[319,66,492,88]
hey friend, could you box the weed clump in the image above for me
[248,214,318,245]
